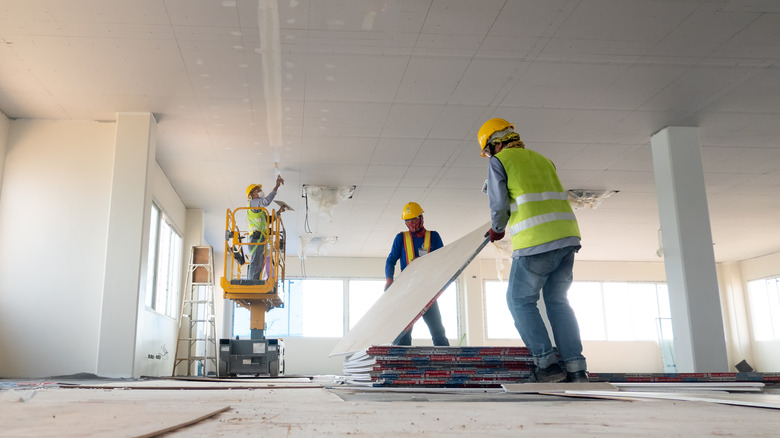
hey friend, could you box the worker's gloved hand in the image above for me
[384,278,393,291]
[488,228,505,242]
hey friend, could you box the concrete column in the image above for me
[0,111,9,194]
[651,126,728,372]
[462,262,485,345]
[97,113,157,378]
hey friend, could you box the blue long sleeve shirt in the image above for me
[385,230,444,279]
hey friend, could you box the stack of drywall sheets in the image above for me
[589,372,780,383]
[362,346,534,387]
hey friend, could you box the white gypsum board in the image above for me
[330,221,491,356]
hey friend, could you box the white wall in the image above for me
[134,163,188,378]
[0,120,116,378]
[0,117,192,379]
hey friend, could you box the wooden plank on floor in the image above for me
[134,406,230,438]
[0,396,233,437]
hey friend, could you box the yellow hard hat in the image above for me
[478,118,514,157]
[246,184,262,199]
[402,202,423,220]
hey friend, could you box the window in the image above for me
[232,278,460,340]
[234,279,344,338]
[484,281,520,339]
[485,280,670,342]
[747,276,780,341]
[144,203,183,318]
[348,279,384,330]
[408,282,459,341]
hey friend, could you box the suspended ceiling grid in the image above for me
[1,0,779,262]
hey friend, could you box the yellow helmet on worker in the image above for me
[402,202,424,220]
[246,184,262,199]
[478,118,515,157]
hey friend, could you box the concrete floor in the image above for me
[2,377,779,437]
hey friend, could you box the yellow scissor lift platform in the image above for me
[219,205,286,377]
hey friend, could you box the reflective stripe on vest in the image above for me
[402,231,431,265]
[496,147,580,250]
[247,202,268,237]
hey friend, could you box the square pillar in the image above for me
[651,126,728,372]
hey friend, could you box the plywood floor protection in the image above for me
[2,376,779,437]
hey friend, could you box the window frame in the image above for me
[144,202,183,319]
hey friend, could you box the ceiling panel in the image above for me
[370,137,423,166]
[395,57,471,104]
[1,0,780,263]
[303,54,407,102]
[556,0,695,42]
[422,0,502,35]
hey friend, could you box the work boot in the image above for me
[566,370,590,383]
[529,363,567,383]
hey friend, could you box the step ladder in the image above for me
[173,245,218,377]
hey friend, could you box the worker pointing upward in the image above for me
[479,118,588,383]
[385,202,449,346]
[246,174,284,281]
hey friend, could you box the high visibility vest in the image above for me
[402,230,431,265]
[495,147,580,250]
[247,202,269,238]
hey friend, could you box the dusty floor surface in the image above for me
[1,377,779,437]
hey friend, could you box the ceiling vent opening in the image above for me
[301,185,356,220]
[567,189,619,210]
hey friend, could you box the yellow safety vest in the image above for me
[247,202,269,238]
[495,147,580,250]
[402,231,431,265]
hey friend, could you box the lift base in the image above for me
[218,337,284,377]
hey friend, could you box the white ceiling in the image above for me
[1,0,779,263]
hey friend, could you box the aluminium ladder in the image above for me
[173,245,218,376]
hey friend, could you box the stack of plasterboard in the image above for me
[589,372,780,383]
[345,346,535,387]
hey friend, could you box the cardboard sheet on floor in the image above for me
[330,221,491,356]
[503,382,618,393]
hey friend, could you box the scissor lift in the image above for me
[219,206,286,377]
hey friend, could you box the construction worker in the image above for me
[385,202,450,346]
[478,118,588,383]
[246,174,284,281]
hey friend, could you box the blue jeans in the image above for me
[506,246,586,372]
[394,300,450,346]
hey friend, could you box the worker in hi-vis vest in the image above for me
[479,118,588,384]
[246,174,284,281]
[384,202,450,346]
